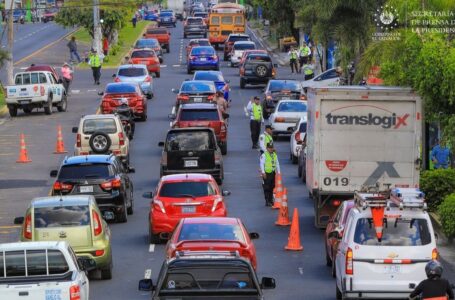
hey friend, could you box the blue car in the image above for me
[158,12,176,27]
[187,46,219,74]
[193,71,230,100]
[144,11,158,21]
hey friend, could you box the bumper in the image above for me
[188,62,219,70]
[151,209,227,234]
[185,29,207,36]
[74,245,112,269]
[271,122,296,134]
[209,36,227,44]
[230,56,241,65]
[6,97,47,105]
[158,21,175,26]
[147,65,160,73]
[241,76,271,84]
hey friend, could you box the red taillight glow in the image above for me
[266,95,272,100]
[24,214,32,239]
[300,95,307,100]
[240,68,245,76]
[275,117,285,123]
[144,75,152,82]
[92,210,102,236]
[53,181,73,192]
[211,55,218,60]
[94,249,105,257]
[190,55,196,61]
[153,199,166,213]
[221,123,227,133]
[332,199,342,207]
[207,95,215,101]
[177,94,190,101]
[295,132,301,142]
[76,133,81,148]
[114,77,121,82]
[70,285,81,300]
[119,132,125,146]
[100,178,121,190]
[346,247,353,275]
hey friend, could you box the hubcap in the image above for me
[258,66,267,76]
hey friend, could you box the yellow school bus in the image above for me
[208,3,246,48]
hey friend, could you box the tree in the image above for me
[0,49,10,70]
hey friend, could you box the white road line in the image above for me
[87,89,97,92]
[160,65,167,68]
[298,267,303,275]
[149,244,155,252]
[172,64,181,67]
[71,89,80,94]
[144,269,152,279]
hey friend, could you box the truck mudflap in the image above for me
[312,190,354,228]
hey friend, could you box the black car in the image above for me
[158,128,224,184]
[184,17,207,38]
[50,154,135,223]
[139,251,276,299]
[262,80,306,118]
[240,53,277,89]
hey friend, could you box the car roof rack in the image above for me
[175,250,240,259]
[390,188,426,210]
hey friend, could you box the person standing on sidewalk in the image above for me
[132,14,137,28]
[61,63,73,95]
[431,139,451,169]
[288,47,299,74]
[88,49,102,85]
[67,37,82,64]
[260,142,281,206]
[246,96,263,149]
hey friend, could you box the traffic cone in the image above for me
[275,188,291,226]
[54,125,67,154]
[285,208,303,251]
[16,133,32,163]
[272,173,283,209]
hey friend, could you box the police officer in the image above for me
[246,96,263,149]
[259,125,274,154]
[260,142,281,206]
[88,49,102,85]
[288,47,299,74]
[298,42,311,70]
[302,61,314,81]
[409,260,454,299]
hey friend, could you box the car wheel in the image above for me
[155,71,160,78]
[254,64,268,78]
[57,94,67,112]
[89,132,112,154]
[325,245,332,267]
[331,251,336,278]
[8,106,17,117]
[44,95,53,115]
[220,142,227,155]
[167,46,170,53]
[23,107,32,114]
[240,78,246,89]
[184,33,187,38]
[187,67,192,74]
[101,264,113,280]
[127,190,134,215]
[149,225,161,244]
[336,284,343,300]
[117,202,128,223]
[291,152,298,164]
[297,163,302,178]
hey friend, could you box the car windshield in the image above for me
[234,43,255,50]
[194,72,224,82]
[118,68,146,77]
[181,82,215,93]
[131,50,156,58]
[160,12,173,17]
[191,47,215,56]
[190,40,210,46]
[180,109,219,121]
[105,84,136,93]
[83,118,118,134]
[229,36,249,42]
[166,131,215,151]
[159,182,216,197]
[178,223,245,242]
[136,39,159,48]
[353,218,432,246]
[247,54,271,62]
[58,163,111,180]
[34,206,90,228]
[277,102,307,112]
[269,81,301,91]
[187,18,203,24]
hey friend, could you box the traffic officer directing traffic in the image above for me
[260,142,281,206]
[259,125,274,154]
[247,96,263,149]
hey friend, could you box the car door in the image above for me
[115,157,132,200]
[48,73,63,102]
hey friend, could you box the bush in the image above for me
[438,193,455,239]
[420,169,455,211]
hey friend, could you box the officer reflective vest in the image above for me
[264,133,273,145]
[89,54,101,67]
[290,51,298,60]
[252,103,262,121]
[264,151,278,173]
[299,46,310,57]
[303,64,314,75]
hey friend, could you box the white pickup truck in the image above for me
[6,71,67,117]
[0,241,93,300]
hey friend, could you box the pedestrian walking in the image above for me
[246,96,263,149]
[260,142,281,206]
[288,47,299,74]
[302,61,315,81]
[132,14,137,28]
[298,42,311,70]
[61,63,73,95]
[431,139,451,169]
[67,36,82,64]
[215,90,229,119]
[259,125,274,154]
[88,49,102,85]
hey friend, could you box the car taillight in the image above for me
[211,55,218,60]
[23,214,32,239]
[144,75,152,82]
[332,199,341,207]
[221,123,227,133]
[432,248,439,260]
[346,247,353,275]
[153,199,166,213]
[69,284,81,300]
[190,55,197,61]
[207,94,215,101]
[161,152,167,166]
[295,132,301,142]
[275,117,285,123]
[76,133,81,148]
[114,77,121,82]
[92,210,102,236]
[119,132,125,146]
[224,84,229,91]
[211,196,223,212]
[177,94,190,101]
[272,68,276,77]
[53,181,73,192]
[215,152,222,163]
[100,178,121,190]
[300,95,307,100]
[93,249,105,256]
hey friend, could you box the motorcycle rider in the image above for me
[409,260,454,300]
[115,98,135,138]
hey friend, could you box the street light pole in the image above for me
[93,0,102,53]
[6,0,14,85]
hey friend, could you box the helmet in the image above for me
[425,260,443,279]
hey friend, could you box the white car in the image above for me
[301,68,339,91]
[269,100,307,138]
[289,118,306,164]
[334,188,438,299]
[230,41,256,67]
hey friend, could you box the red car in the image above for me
[166,217,259,270]
[144,27,171,53]
[100,82,147,120]
[186,38,211,57]
[128,48,161,78]
[325,199,355,277]
[172,103,228,155]
[144,173,228,244]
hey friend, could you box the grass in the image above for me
[0,89,5,110]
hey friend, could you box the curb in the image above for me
[0,106,7,118]
[247,24,287,67]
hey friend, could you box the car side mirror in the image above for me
[168,113,176,120]
[139,279,154,291]
[98,91,104,96]
[171,88,179,94]
[273,63,278,68]
[249,232,260,239]
[261,277,276,289]
[50,170,58,177]
[124,56,129,60]
[158,141,165,147]
[222,190,231,196]
[77,257,96,272]
[14,217,24,224]
[112,74,116,78]
[328,230,341,239]
[128,167,136,173]
[72,127,78,133]
[143,192,154,198]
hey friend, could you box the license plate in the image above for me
[184,160,198,167]
[141,60,148,64]
[181,206,196,213]
[384,265,401,274]
[200,58,207,61]
[80,185,93,193]
[164,18,170,21]
[193,97,203,102]
[45,289,62,300]
[19,99,30,103]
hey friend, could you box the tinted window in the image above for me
[160,182,216,197]
[353,218,432,246]
[83,118,118,134]
[5,251,25,277]
[58,163,111,180]
[26,250,47,276]
[166,131,215,151]
[131,50,156,58]
[322,69,338,80]
[277,102,307,112]
[23,73,31,85]
[194,72,224,82]
[181,82,215,93]
[191,47,215,55]
[211,16,220,25]
[30,73,39,84]
[247,54,271,62]
[160,12,173,17]
[105,84,136,94]
[299,122,307,133]
[118,68,146,77]
[180,109,219,121]
[136,39,159,48]
[269,81,301,91]
[34,206,91,228]
[187,18,203,24]
[39,73,47,83]
[233,43,255,50]
[229,36,249,42]
[221,16,232,24]
[48,250,69,274]
[148,29,167,34]
[15,74,22,85]
[178,223,245,242]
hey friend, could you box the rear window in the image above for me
[105,84,136,94]
[159,182,216,197]
[277,102,307,112]
[269,81,301,91]
[221,16,232,24]
[131,50,156,58]
[58,163,112,180]
[83,118,118,134]
[187,18,203,24]
[247,54,271,62]
[118,68,146,77]
[166,131,215,151]
[194,72,223,82]
[178,223,245,242]
[229,36,249,43]
[180,109,219,121]
[233,43,255,50]
[148,29,167,34]
[160,12,173,17]
[181,82,215,93]
[191,47,215,55]
[353,218,432,246]
[299,122,307,133]
[136,39,159,48]
[190,40,210,46]
[194,13,208,18]
[34,206,91,228]
[1,249,69,277]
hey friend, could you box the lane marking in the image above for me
[144,269,152,279]
[298,267,303,275]
[0,225,21,229]
[71,90,80,94]
[160,65,167,67]
[149,244,155,252]
[172,64,181,67]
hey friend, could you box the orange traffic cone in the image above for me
[285,208,303,251]
[275,188,291,226]
[16,133,32,163]
[54,125,67,154]
[272,173,283,209]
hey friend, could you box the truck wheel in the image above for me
[240,78,246,89]
[57,94,67,112]
[220,142,227,155]
[101,264,112,280]
[155,71,160,78]
[8,106,17,117]
[117,202,128,223]
[89,132,111,154]
[44,95,53,115]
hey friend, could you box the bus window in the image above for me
[211,16,220,25]
[234,16,243,25]
[221,16,232,24]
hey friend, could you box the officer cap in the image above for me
[266,142,274,148]
[265,125,273,130]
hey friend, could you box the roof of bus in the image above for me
[210,3,245,12]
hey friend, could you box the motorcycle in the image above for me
[114,105,135,140]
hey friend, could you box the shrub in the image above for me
[438,193,455,239]
[420,168,455,211]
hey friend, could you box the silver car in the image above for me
[113,64,154,99]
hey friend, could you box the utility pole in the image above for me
[92,0,102,54]
[6,0,14,85]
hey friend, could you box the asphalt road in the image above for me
[0,20,453,300]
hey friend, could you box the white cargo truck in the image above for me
[305,86,422,228]
[167,0,185,19]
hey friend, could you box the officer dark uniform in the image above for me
[260,142,281,206]
[409,260,454,300]
[247,96,263,149]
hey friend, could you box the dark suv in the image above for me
[158,128,224,184]
[50,154,135,223]
[262,80,305,118]
[223,33,250,61]
[184,17,207,38]
[239,53,277,89]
